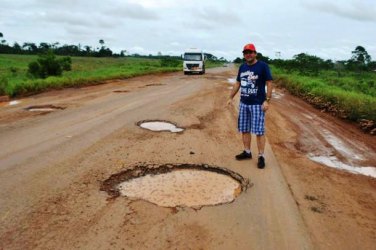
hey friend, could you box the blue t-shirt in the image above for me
[236,61,273,105]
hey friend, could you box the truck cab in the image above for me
[183,49,205,75]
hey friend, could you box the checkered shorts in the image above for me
[238,103,265,135]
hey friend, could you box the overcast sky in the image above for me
[1,0,375,60]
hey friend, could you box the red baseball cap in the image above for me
[243,43,256,52]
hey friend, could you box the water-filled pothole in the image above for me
[25,104,65,112]
[9,100,21,106]
[227,78,236,84]
[137,120,184,133]
[101,164,251,208]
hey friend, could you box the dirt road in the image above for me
[0,66,375,249]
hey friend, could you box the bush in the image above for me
[160,57,181,67]
[59,56,72,71]
[28,50,71,78]
[9,67,18,74]
[0,77,8,95]
[28,61,41,77]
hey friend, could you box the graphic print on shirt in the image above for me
[240,70,259,98]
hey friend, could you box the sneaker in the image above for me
[235,151,252,160]
[257,156,265,169]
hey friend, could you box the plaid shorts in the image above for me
[238,103,265,135]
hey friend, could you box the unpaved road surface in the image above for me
[0,66,375,249]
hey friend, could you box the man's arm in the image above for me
[227,81,240,105]
[266,80,273,101]
[262,80,273,111]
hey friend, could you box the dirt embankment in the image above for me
[267,86,376,249]
[273,79,376,135]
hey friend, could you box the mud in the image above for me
[275,80,376,134]
[101,163,250,198]
[267,86,376,249]
[0,66,374,249]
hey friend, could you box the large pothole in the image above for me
[137,120,184,133]
[101,163,251,208]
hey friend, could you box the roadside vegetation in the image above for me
[273,67,375,122]
[270,47,375,133]
[0,54,223,97]
[0,54,173,96]
[0,34,224,97]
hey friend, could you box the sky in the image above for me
[0,0,375,61]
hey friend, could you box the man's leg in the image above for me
[236,103,252,160]
[256,135,265,155]
[236,132,252,160]
[250,105,266,168]
[242,133,251,151]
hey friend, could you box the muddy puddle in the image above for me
[272,92,284,99]
[101,164,251,208]
[9,100,21,106]
[137,120,184,133]
[309,154,376,178]
[119,169,241,207]
[227,78,236,84]
[306,129,376,178]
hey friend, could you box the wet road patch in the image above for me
[137,120,184,133]
[25,104,65,112]
[101,163,251,208]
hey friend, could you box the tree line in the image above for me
[0,33,118,57]
[0,32,227,62]
[233,46,376,75]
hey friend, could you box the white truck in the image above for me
[183,48,205,75]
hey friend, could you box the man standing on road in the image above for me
[227,43,273,169]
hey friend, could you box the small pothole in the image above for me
[101,163,251,208]
[9,100,21,106]
[137,120,184,133]
[145,83,164,87]
[25,104,65,112]
[113,90,129,93]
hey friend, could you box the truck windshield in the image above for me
[184,53,202,61]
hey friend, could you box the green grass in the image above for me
[0,54,223,97]
[271,65,376,121]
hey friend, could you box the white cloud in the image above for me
[105,2,159,20]
[0,0,375,60]
[301,0,376,22]
[193,6,241,26]
[126,0,193,9]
